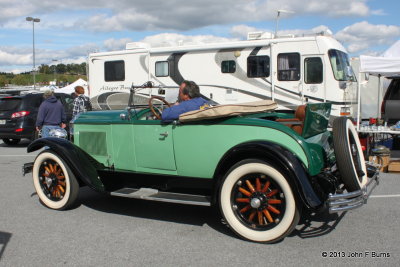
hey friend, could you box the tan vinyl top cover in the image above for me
[179,100,277,122]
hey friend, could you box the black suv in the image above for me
[382,77,400,124]
[0,91,74,145]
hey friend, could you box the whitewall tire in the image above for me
[32,151,79,210]
[219,160,299,243]
[333,117,367,191]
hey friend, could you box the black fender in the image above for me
[214,141,323,210]
[27,137,106,192]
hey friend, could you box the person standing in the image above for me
[36,90,67,138]
[71,85,92,122]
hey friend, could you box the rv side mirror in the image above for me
[364,73,369,81]
[339,81,347,89]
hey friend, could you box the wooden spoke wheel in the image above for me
[149,96,171,120]
[219,160,299,243]
[32,151,79,210]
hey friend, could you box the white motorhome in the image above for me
[88,32,357,117]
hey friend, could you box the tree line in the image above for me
[0,63,87,87]
[37,62,87,75]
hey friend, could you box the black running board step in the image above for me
[110,188,211,206]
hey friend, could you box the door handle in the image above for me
[160,132,168,137]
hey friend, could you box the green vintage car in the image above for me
[23,86,379,243]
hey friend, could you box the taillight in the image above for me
[15,128,23,132]
[11,111,30,118]
[340,107,351,116]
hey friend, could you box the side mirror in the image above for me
[339,81,347,89]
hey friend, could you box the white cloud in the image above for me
[0,0,376,31]
[335,21,400,53]
[0,48,32,65]
[230,25,261,39]
[103,38,133,51]
[139,33,238,47]
[0,1,394,71]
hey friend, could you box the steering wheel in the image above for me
[149,96,171,120]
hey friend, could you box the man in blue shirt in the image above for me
[161,80,208,122]
[35,90,67,138]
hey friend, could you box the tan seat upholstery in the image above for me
[276,105,306,135]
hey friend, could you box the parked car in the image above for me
[23,85,379,243]
[0,91,74,145]
[381,77,400,124]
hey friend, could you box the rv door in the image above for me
[301,55,325,104]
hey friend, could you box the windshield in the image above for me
[328,49,356,82]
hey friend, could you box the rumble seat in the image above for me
[275,105,306,135]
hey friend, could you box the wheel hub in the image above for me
[45,174,58,188]
[250,198,261,208]
[45,177,52,187]
[250,192,267,209]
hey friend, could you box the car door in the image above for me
[133,120,176,172]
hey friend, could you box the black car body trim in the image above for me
[27,137,106,192]
[215,141,323,209]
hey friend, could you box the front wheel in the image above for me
[219,160,299,243]
[32,151,79,210]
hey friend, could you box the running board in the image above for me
[110,188,211,206]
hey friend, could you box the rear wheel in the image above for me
[2,138,21,145]
[333,117,367,191]
[32,151,79,210]
[219,160,299,243]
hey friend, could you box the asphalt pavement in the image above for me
[1,139,400,266]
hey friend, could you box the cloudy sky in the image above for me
[0,0,399,73]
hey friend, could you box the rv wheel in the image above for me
[333,117,367,191]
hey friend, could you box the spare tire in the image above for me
[333,117,367,191]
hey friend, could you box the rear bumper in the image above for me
[327,163,379,213]
[0,126,35,139]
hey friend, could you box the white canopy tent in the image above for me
[54,78,88,96]
[357,47,400,129]
[359,55,400,77]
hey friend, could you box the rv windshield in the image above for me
[328,49,356,82]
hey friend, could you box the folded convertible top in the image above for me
[179,100,277,122]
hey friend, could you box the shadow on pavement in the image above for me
[78,187,234,238]
[291,209,347,239]
[0,231,12,260]
[78,187,349,242]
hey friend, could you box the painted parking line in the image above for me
[370,194,400,198]
[0,155,37,157]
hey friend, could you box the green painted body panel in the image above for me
[302,103,332,139]
[74,106,328,177]
[172,124,308,178]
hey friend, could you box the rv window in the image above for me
[104,60,125,82]
[277,53,300,81]
[155,61,169,77]
[305,57,323,84]
[247,56,270,78]
[221,60,236,73]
